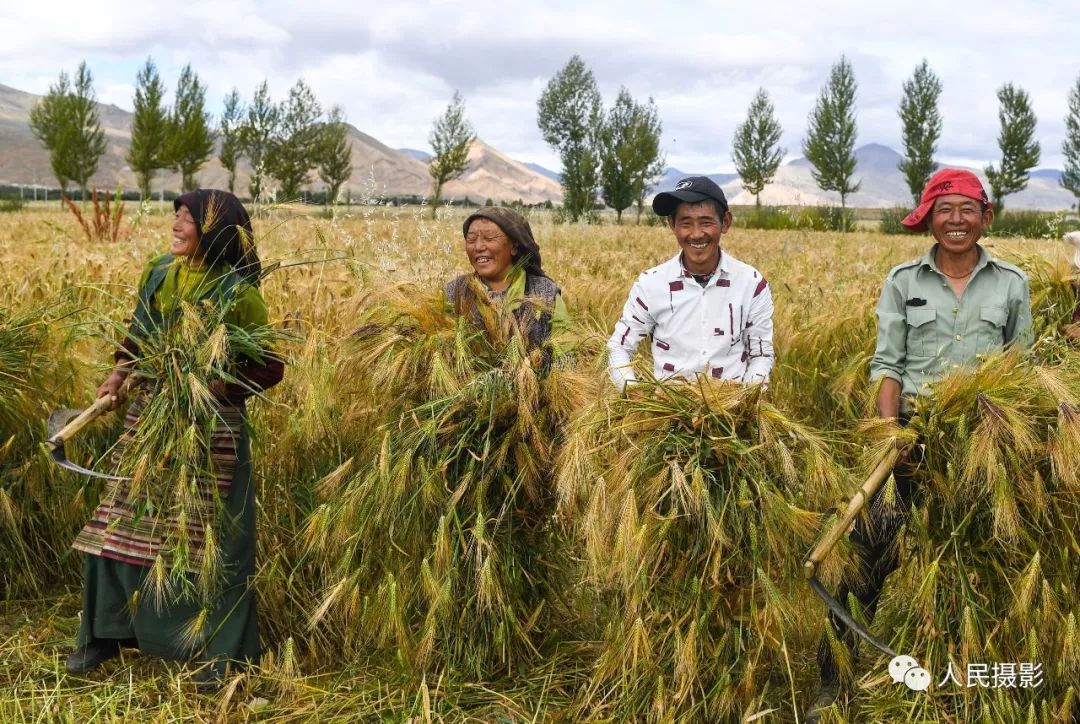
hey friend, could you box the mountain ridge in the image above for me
[2,82,1074,210]
[0,83,561,204]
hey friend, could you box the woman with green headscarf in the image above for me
[67,189,283,691]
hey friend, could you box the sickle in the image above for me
[804,445,901,657]
[43,393,132,482]
[47,440,131,481]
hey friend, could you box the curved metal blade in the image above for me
[809,576,896,657]
[47,408,82,438]
[49,443,131,482]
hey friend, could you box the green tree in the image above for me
[28,70,75,196]
[802,55,860,212]
[985,84,1040,212]
[629,97,664,224]
[167,64,216,192]
[241,81,278,202]
[599,88,665,223]
[537,55,602,221]
[897,60,942,205]
[126,58,170,200]
[219,88,243,194]
[65,62,107,198]
[30,63,107,200]
[1060,76,1080,209]
[428,91,475,216]
[267,79,322,200]
[317,105,353,205]
[732,87,784,207]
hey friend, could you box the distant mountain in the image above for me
[721,144,1075,210]
[398,148,431,162]
[523,162,561,183]
[644,145,1074,210]
[0,83,561,204]
[655,167,740,192]
[442,139,562,204]
[1030,168,1062,182]
[3,79,1071,210]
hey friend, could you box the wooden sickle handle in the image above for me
[44,375,134,451]
[44,395,115,450]
[804,445,901,579]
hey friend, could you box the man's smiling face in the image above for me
[929,193,993,254]
[668,200,732,274]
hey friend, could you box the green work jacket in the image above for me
[869,244,1033,414]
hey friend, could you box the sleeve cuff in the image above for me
[870,368,902,384]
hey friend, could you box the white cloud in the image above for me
[3,0,1079,173]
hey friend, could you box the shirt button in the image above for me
[955,334,962,341]
[952,307,958,313]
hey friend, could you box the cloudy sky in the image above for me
[2,1,1078,174]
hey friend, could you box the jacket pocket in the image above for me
[977,305,1007,353]
[905,307,938,357]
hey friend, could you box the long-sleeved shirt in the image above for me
[608,250,774,388]
[870,243,1032,414]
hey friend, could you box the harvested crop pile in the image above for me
[307,283,597,679]
[557,376,851,720]
[849,354,1080,722]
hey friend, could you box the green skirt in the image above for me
[76,420,259,670]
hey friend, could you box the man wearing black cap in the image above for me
[608,176,774,387]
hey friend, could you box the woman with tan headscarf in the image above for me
[445,207,569,350]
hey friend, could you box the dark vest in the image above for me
[129,255,244,341]
[445,273,559,350]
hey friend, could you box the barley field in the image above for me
[0,202,1077,722]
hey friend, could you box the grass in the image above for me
[989,210,1080,240]
[0,203,1077,720]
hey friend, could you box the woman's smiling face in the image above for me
[171,205,201,259]
[465,218,516,286]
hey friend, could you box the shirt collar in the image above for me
[676,249,727,279]
[919,243,991,277]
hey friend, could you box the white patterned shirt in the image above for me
[608,251,774,388]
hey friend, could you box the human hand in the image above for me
[880,416,914,462]
[96,370,128,411]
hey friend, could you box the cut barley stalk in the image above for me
[308,283,597,679]
[856,353,1080,721]
[558,375,845,720]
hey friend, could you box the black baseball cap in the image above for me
[652,176,729,216]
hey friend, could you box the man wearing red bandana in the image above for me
[805,168,1033,720]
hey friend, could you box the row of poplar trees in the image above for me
[797,56,1060,213]
[536,55,1080,217]
[29,59,354,203]
[536,56,665,223]
[430,59,666,224]
[733,56,1080,212]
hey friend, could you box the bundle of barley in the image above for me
[1023,256,1077,339]
[306,282,597,679]
[850,353,1079,722]
[557,376,849,720]
[103,295,288,604]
